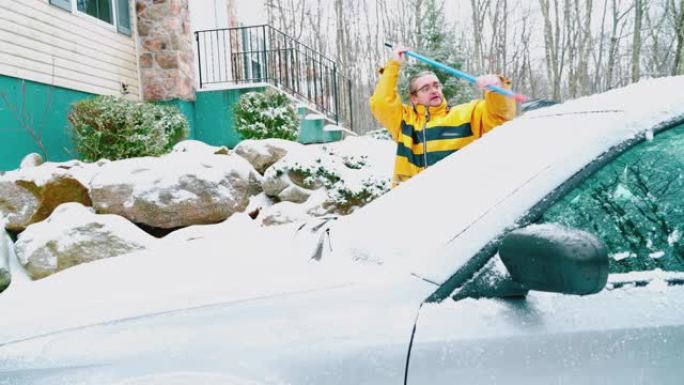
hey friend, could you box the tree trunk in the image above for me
[413,0,424,48]
[470,0,487,74]
[577,0,592,96]
[502,0,508,74]
[539,0,561,99]
[565,0,578,98]
[631,0,643,82]
[607,0,621,89]
[673,0,684,75]
[593,0,609,92]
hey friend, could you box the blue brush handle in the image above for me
[384,43,519,99]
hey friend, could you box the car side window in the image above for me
[538,123,684,274]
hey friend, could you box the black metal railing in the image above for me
[195,25,353,129]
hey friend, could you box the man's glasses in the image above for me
[412,82,442,95]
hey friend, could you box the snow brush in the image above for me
[384,43,528,103]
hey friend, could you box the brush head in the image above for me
[513,93,528,103]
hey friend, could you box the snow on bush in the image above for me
[364,128,393,141]
[268,139,391,215]
[233,90,300,141]
[68,96,189,162]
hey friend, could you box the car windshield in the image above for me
[539,123,684,274]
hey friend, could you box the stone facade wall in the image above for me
[136,0,195,101]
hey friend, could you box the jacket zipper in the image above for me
[422,110,430,170]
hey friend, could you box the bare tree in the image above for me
[539,0,563,99]
[631,0,644,82]
[485,0,509,73]
[607,0,634,89]
[265,0,309,41]
[673,0,684,74]
[502,1,542,98]
[335,0,349,69]
[564,0,579,98]
[305,0,327,54]
[259,0,684,128]
[470,0,490,74]
[577,0,593,95]
[592,0,610,92]
[640,1,674,78]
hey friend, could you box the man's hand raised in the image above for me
[392,45,410,63]
[475,74,503,90]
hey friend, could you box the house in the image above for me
[0,0,351,171]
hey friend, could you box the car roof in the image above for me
[331,75,684,285]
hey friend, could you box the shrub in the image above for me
[328,178,390,215]
[233,89,300,141]
[364,128,393,141]
[272,156,390,215]
[68,96,189,162]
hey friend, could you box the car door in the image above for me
[406,123,684,384]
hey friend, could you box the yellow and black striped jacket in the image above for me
[369,59,516,187]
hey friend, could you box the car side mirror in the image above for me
[499,223,609,295]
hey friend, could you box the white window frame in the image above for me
[69,0,119,32]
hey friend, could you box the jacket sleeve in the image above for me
[369,60,405,141]
[474,75,517,136]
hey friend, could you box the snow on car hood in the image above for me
[0,215,428,346]
[329,75,684,285]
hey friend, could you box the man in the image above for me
[369,46,517,187]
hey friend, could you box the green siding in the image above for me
[0,77,343,172]
[193,87,342,147]
[297,108,342,144]
[0,75,91,171]
[194,87,266,147]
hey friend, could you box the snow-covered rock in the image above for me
[0,222,11,293]
[245,166,265,197]
[261,144,391,214]
[19,153,44,169]
[172,139,229,155]
[1,137,392,235]
[89,152,254,228]
[263,179,316,203]
[14,203,158,280]
[0,178,38,232]
[259,201,313,226]
[234,138,304,174]
[261,149,334,203]
[258,189,329,226]
[0,165,92,232]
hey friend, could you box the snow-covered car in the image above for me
[1,76,684,385]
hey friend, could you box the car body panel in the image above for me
[0,235,429,344]
[0,269,434,385]
[408,272,684,384]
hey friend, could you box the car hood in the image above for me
[0,239,433,385]
[0,236,434,346]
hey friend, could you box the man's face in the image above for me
[410,74,443,108]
